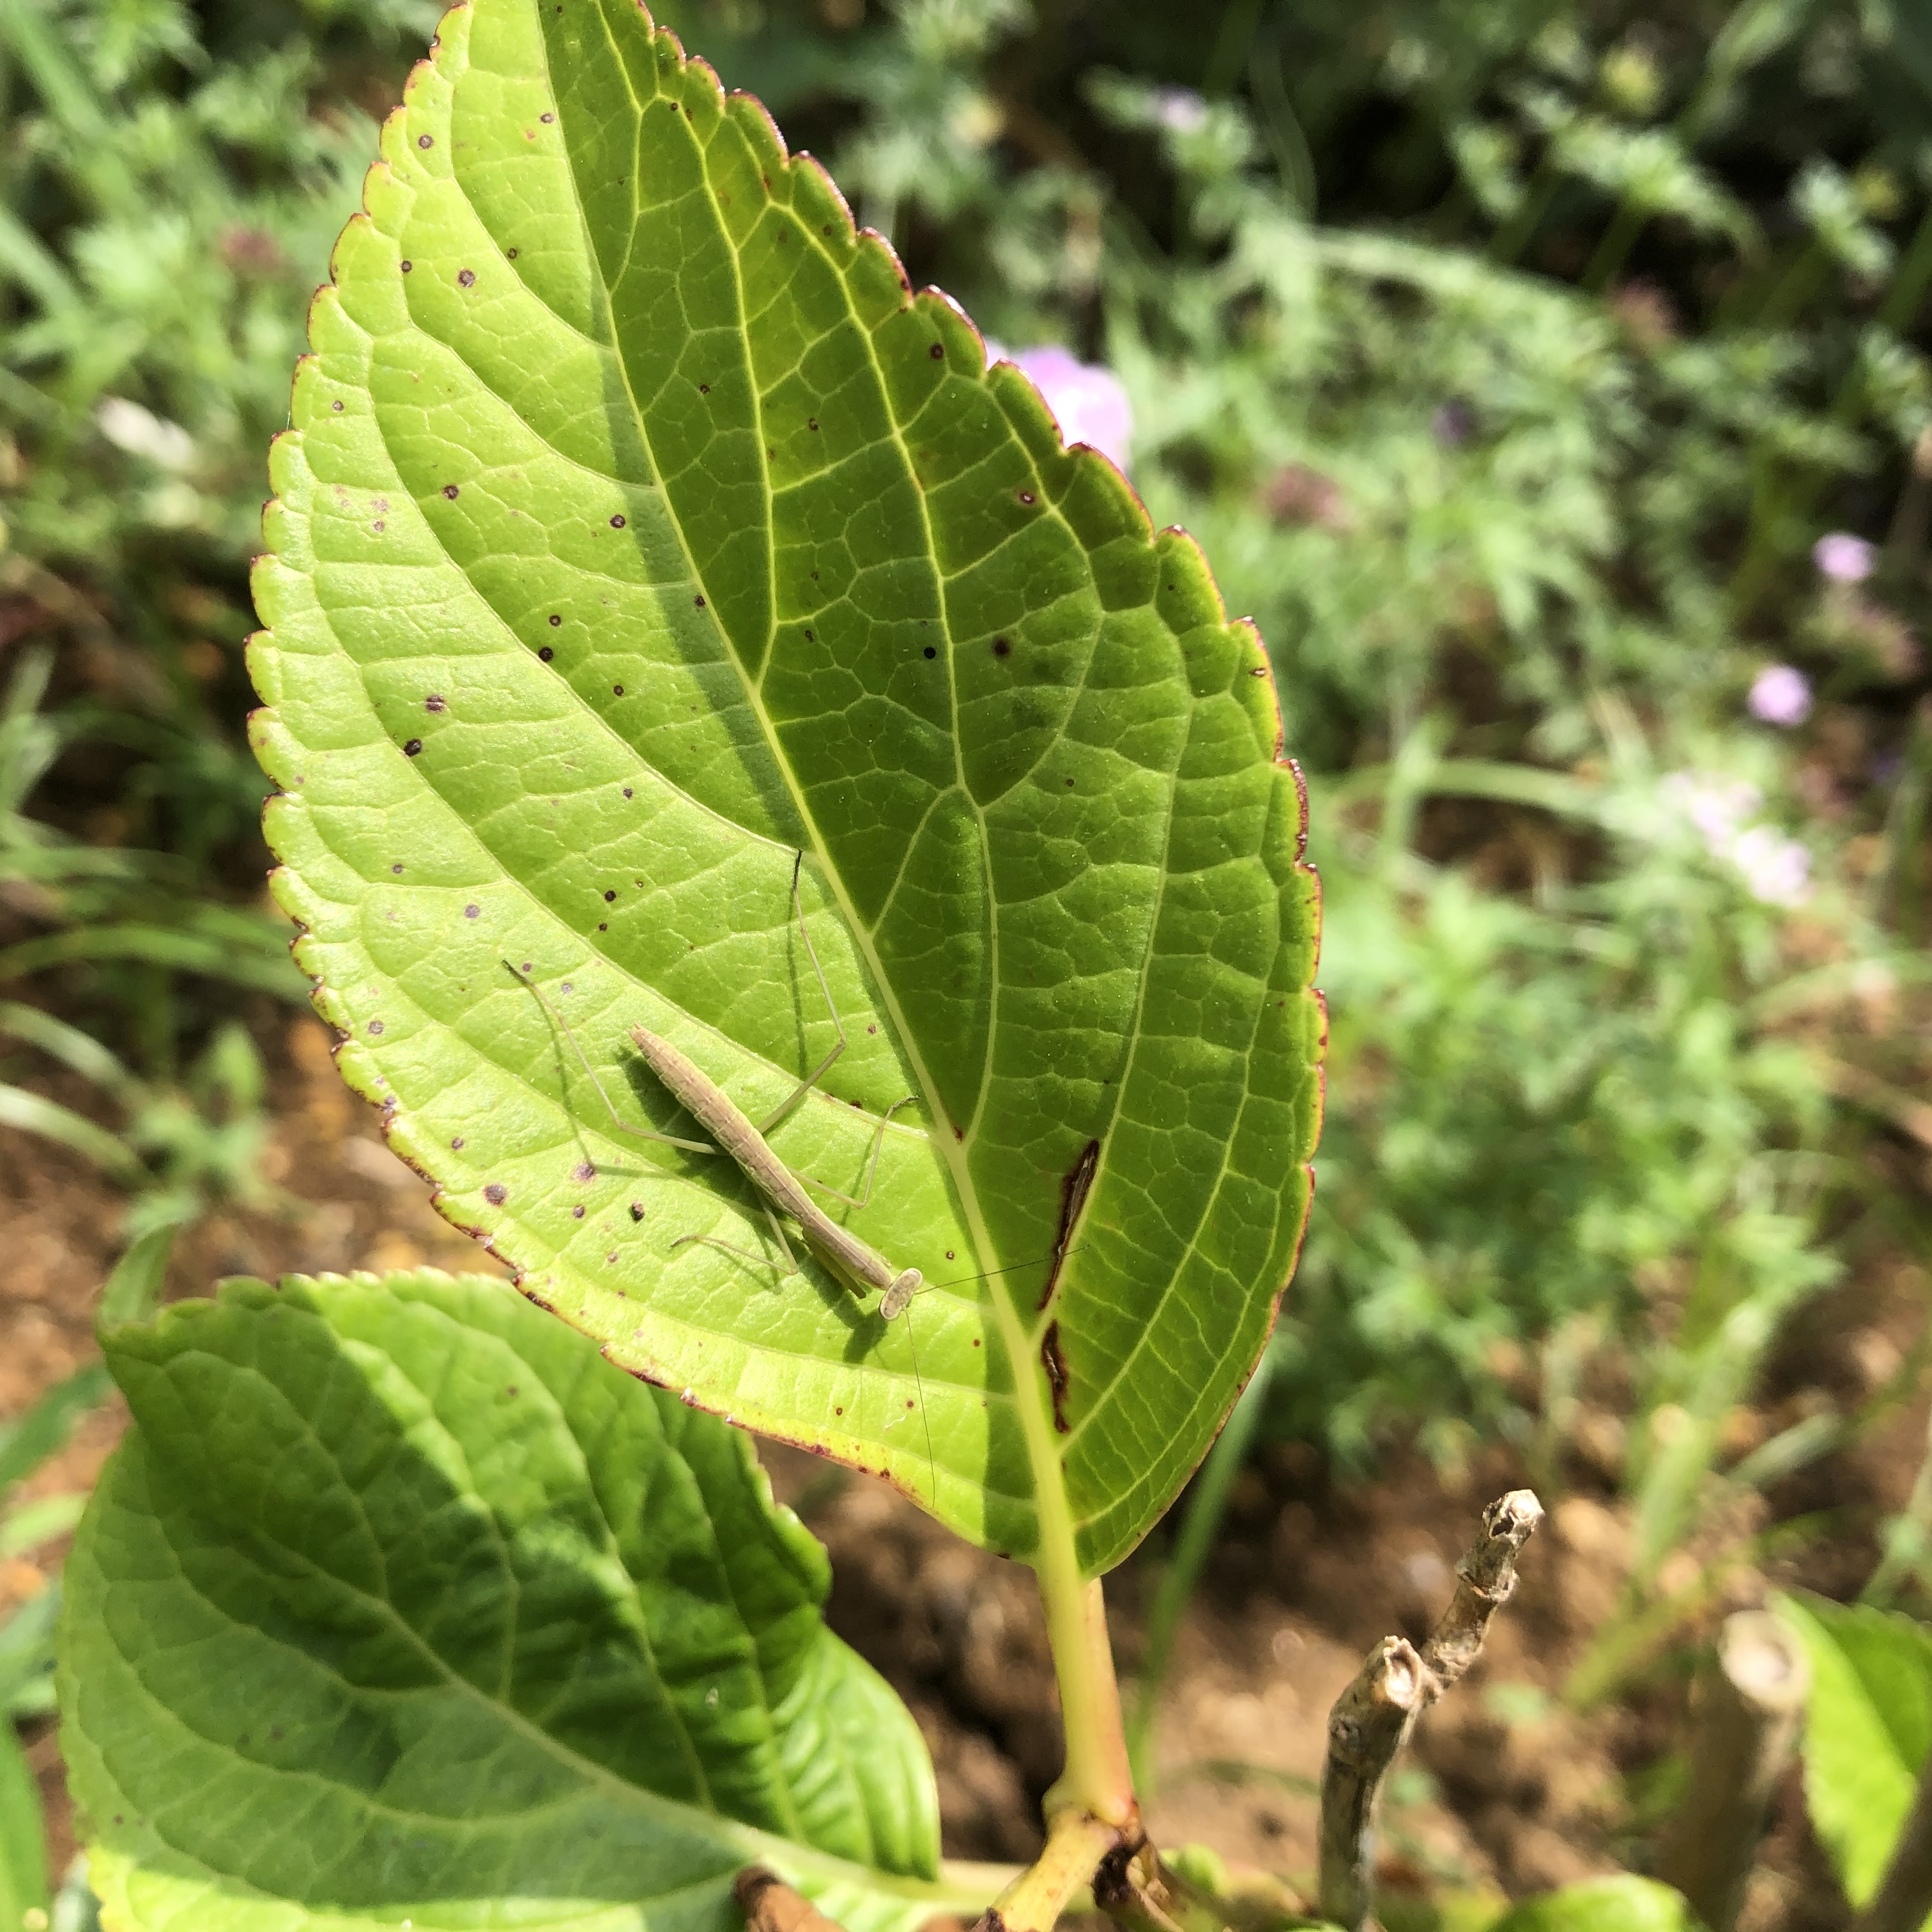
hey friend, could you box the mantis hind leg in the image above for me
[759,855,919,1204]
[672,1203,801,1277]
[758,849,870,1135]
[799,1094,917,1210]
[506,962,714,1154]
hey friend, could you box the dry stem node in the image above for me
[734,1866,852,1932]
[1659,1611,1809,1932]
[1418,1488,1544,1699]
[972,1807,1133,1932]
[1317,1489,1544,1932]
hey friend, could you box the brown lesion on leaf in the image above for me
[1040,1321,1071,1432]
[1038,1138,1098,1310]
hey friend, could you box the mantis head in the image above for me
[879,1269,921,1320]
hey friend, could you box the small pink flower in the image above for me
[1662,773,1759,853]
[1814,532,1878,583]
[1747,664,1813,726]
[987,342,1134,473]
[1151,87,1209,135]
[1663,772,1813,907]
[1730,825,1813,907]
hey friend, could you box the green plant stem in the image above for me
[1582,197,1650,293]
[1042,1575,1137,1830]
[1866,1366,1932,1605]
[1872,204,1932,342]
[983,1809,1126,1932]
[1561,1515,1828,1708]
[1757,238,1827,332]
[1486,160,1563,267]
[1126,1352,1277,1791]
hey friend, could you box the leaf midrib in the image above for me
[539,11,1084,1560]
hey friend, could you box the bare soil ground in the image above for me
[3,1005,1915,1927]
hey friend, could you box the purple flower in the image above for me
[1814,532,1878,583]
[986,342,1134,474]
[1747,664,1813,726]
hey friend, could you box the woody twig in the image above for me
[735,1867,852,1932]
[1659,1611,1809,1932]
[1317,1489,1544,1932]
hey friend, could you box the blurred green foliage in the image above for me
[3,0,1931,1637]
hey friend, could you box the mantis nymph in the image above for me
[506,850,942,1491]
[505,855,940,1485]
[507,855,926,1315]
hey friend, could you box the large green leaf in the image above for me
[59,1269,984,1932]
[1489,1879,1696,1932]
[249,0,1322,1574]
[0,1715,50,1932]
[1778,1590,1932,1912]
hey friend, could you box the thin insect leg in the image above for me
[758,1202,800,1271]
[671,1200,800,1278]
[904,1300,937,1510]
[799,1095,916,1210]
[505,962,715,1154]
[756,850,848,1135]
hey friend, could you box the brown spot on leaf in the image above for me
[1039,1140,1099,1308]
[1041,1322,1071,1432]
[484,1183,507,1204]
